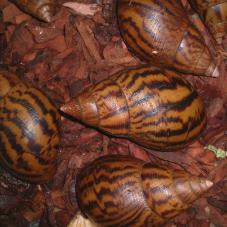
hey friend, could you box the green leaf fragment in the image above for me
[204,145,227,159]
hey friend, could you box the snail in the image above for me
[188,0,227,46]
[0,69,60,183]
[9,0,57,22]
[117,0,219,77]
[61,65,206,151]
[76,155,213,226]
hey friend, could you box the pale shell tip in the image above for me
[60,104,73,114]
[60,104,67,112]
[199,179,214,192]
[60,99,82,119]
[205,180,213,189]
[211,66,219,78]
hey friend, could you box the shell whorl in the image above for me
[61,65,206,150]
[76,155,213,226]
[10,0,56,22]
[117,0,219,77]
[0,70,60,183]
[142,162,212,220]
[190,0,227,45]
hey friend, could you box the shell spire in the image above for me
[61,90,100,127]
[189,0,227,45]
[10,0,57,23]
[141,162,213,221]
[76,155,213,226]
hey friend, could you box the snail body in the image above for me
[9,0,57,22]
[189,0,227,45]
[117,0,219,77]
[61,65,206,151]
[76,155,213,226]
[0,69,60,183]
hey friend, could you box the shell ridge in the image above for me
[0,69,60,183]
[140,162,165,224]
[81,86,101,127]
[191,41,208,75]
[108,77,131,137]
[172,24,190,66]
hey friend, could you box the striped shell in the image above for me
[189,0,227,45]
[10,0,57,22]
[61,65,206,151]
[0,69,60,183]
[117,0,219,77]
[76,155,213,226]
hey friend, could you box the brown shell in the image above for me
[76,155,213,226]
[9,0,57,22]
[61,65,206,151]
[189,0,227,45]
[0,69,60,183]
[117,0,219,77]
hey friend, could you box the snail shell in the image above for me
[61,65,206,151]
[76,155,213,226]
[9,0,57,22]
[189,0,227,45]
[117,0,219,77]
[0,69,60,183]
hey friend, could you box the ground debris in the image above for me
[0,0,226,227]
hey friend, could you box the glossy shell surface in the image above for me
[61,65,206,151]
[117,0,219,77]
[0,70,60,183]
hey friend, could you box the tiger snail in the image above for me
[9,0,57,22]
[188,0,227,46]
[76,155,213,226]
[0,69,60,183]
[61,65,206,151]
[116,0,220,77]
